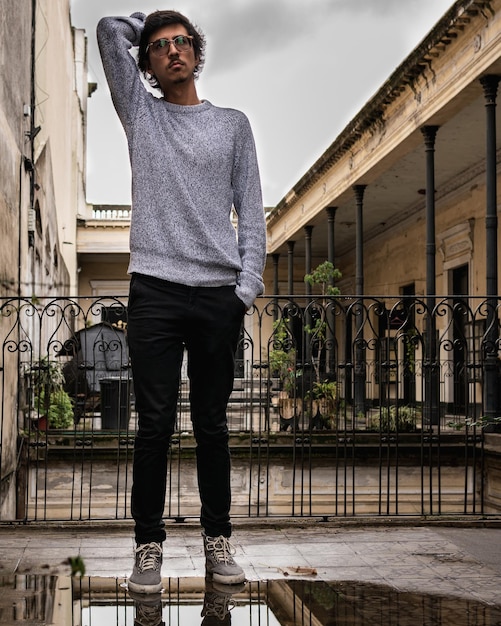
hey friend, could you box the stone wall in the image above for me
[482,434,501,514]
[20,437,486,521]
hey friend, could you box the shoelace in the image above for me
[136,602,162,624]
[202,592,234,619]
[136,542,162,572]
[206,535,236,564]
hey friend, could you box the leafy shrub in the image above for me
[368,405,417,432]
[35,388,74,429]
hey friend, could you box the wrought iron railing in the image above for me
[0,295,499,522]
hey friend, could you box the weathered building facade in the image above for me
[0,0,88,517]
[266,0,501,295]
[0,0,87,298]
[3,0,501,522]
[264,0,501,416]
[0,0,32,297]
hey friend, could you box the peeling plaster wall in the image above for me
[0,0,33,519]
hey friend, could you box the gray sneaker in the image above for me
[201,580,243,625]
[128,542,163,594]
[129,590,164,626]
[203,532,246,585]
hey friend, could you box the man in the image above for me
[97,10,266,594]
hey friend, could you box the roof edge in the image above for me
[267,0,487,226]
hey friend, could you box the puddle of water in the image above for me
[1,575,500,625]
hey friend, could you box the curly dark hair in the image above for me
[138,10,206,81]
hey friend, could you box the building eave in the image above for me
[267,0,487,227]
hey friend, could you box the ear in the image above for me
[144,71,158,86]
[145,61,156,79]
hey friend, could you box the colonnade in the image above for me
[268,76,500,423]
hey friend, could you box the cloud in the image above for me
[71,0,454,206]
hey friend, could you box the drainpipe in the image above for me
[29,0,37,244]
[16,0,37,522]
[272,253,280,322]
[304,225,313,298]
[26,0,38,297]
[421,125,440,428]
[480,75,500,428]
[304,225,313,366]
[18,160,23,297]
[286,240,296,377]
[326,207,337,374]
[353,185,366,416]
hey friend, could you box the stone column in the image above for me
[480,75,500,427]
[326,207,337,374]
[272,253,280,322]
[353,185,367,416]
[421,125,440,428]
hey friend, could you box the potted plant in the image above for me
[306,377,338,430]
[29,357,74,430]
[303,261,342,429]
[268,317,300,393]
[268,317,302,431]
[34,387,74,430]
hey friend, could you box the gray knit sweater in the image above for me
[97,13,266,309]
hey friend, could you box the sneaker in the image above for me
[201,579,245,625]
[129,590,164,626]
[128,542,163,594]
[203,532,246,585]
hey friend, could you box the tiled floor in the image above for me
[1,521,501,605]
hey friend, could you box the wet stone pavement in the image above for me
[0,521,501,624]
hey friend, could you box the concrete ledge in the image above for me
[2,514,501,533]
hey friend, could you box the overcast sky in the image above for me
[70,0,455,208]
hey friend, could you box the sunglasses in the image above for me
[146,35,194,56]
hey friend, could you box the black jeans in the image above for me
[127,273,246,544]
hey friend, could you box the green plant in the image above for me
[269,318,301,395]
[368,405,417,432]
[28,357,74,428]
[34,388,74,429]
[29,356,65,392]
[447,415,501,430]
[304,261,342,387]
[304,261,341,296]
[404,327,418,374]
[308,379,338,404]
[306,378,338,429]
[67,555,86,577]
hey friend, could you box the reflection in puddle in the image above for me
[1,574,501,625]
